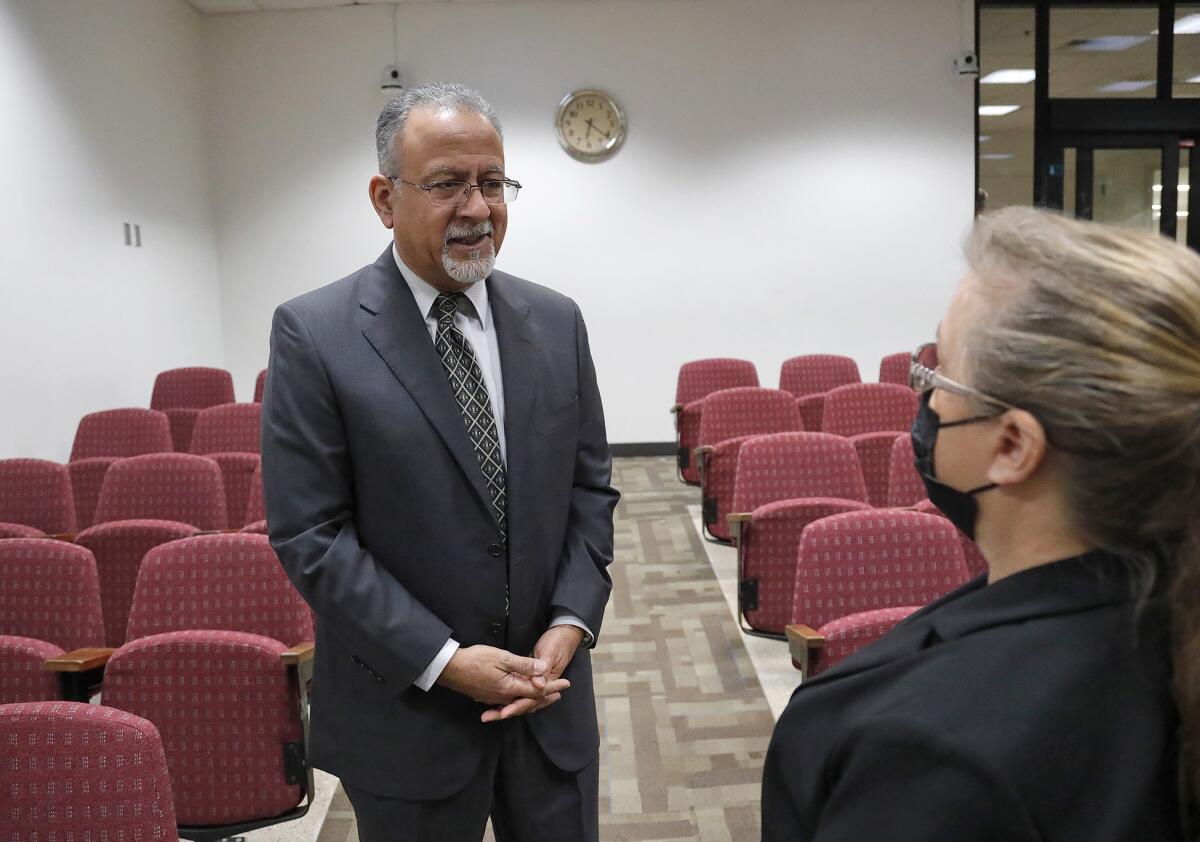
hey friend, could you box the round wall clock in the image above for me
[555,89,627,163]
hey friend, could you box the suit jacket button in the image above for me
[488,542,504,558]
[489,622,503,636]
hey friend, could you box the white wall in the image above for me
[205,0,976,445]
[0,0,226,461]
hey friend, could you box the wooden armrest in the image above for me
[47,532,77,543]
[44,647,115,673]
[785,624,824,678]
[727,512,752,544]
[693,445,713,457]
[669,404,683,414]
[281,642,315,666]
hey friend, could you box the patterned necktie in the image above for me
[433,292,507,537]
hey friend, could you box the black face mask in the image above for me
[910,391,998,540]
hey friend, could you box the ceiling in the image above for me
[979,5,1200,212]
[186,0,513,12]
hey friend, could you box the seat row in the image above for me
[0,532,313,839]
[5,399,262,531]
[0,453,268,649]
[149,365,268,451]
[671,351,936,486]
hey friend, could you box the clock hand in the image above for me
[584,118,597,139]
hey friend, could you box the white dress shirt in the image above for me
[392,247,593,691]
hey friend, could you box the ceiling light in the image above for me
[980,69,1036,84]
[1068,36,1152,51]
[980,153,1015,160]
[1152,184,1191,192]
[979,135,991,142]
[1175,14,1200,34]
[1153,204,1163,210]
[1187,74,1200,83]
[979,105,1020,116]
[1096,80,1155,92]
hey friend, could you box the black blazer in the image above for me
[762,551,1183,841]
[260,247,619,800]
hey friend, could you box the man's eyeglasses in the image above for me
[909,342,1016,411]
[392,177,522,207]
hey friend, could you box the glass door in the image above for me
[1050,135,1193,243]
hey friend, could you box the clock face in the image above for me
[555,90,626,162]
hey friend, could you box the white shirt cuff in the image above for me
[550,613,594,645]
[414,638,459,691]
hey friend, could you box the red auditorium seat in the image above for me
[254,367,268,402]
[190,402,261,529]
[914,498,988,578]
[885,435,926,508]
[241,462,268,534]
[100,533,316,837]
[878,351,910,385]
[671,359,758,485]
[0,702,177,836]
[726,432,871,635]
[852,431,908,507]
[779,354,861,397]
[786,509,971,678]
[75,453,224,647]
[150,366,236,452]
[694,387,801,543]
[794,393,827,432]
[0,539,104,703]
[67,407,173,529]
[820,383,919,437]
[0,458,76,537]
[91,453,227,530]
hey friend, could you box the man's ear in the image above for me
[987,408,1047,487]
[368,175,396,229]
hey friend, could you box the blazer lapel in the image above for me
[488,271,541,540]
[359,247,495,522]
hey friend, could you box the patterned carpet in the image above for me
[317,456,777,841]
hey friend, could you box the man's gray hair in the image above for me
[375,82,503,176]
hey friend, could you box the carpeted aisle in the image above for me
[317,456,777,841]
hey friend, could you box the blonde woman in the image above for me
[762,207,1197,841]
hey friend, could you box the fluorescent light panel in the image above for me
[980,153,1015,160]
[1096,80,1155,92]
[980,69,1036,84]
[1069,36,1152,51]
[1152,184,1192,192]
[1176,14,1200,34]
[979,105,1020,116]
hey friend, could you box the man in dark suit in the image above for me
[260,82,618,841]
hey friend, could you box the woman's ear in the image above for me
[987,408,1047,486]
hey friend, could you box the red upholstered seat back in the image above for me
[821,383,919,437]
[731,432,868,514]
[126,532,312,645]
[0,459,76,534]
[886,434,926,507]
[792,509,970,629]
[878,352,911,385]
[0,539,103,651]
[254,368,268,403]
[70,408,173,461]
[914,498,989,577]
[190,402,262,455]
[150,366,235,410]
[675,358,758,406]
[103,630,303,825]
[779,354,861,397]
[0,701,177,834]
[245,462,265,525]
[93,453,228,530]
[0,636,64,702]
[697,387,802,448]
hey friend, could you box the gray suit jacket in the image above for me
[261,246,619,800]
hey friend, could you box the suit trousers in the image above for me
[343,716,599,842]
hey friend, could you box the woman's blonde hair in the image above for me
[964,206,1200,829]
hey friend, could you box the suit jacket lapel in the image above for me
[359,247,495,522]
[488,271,541,541]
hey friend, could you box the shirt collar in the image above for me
[392,243,490,329]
